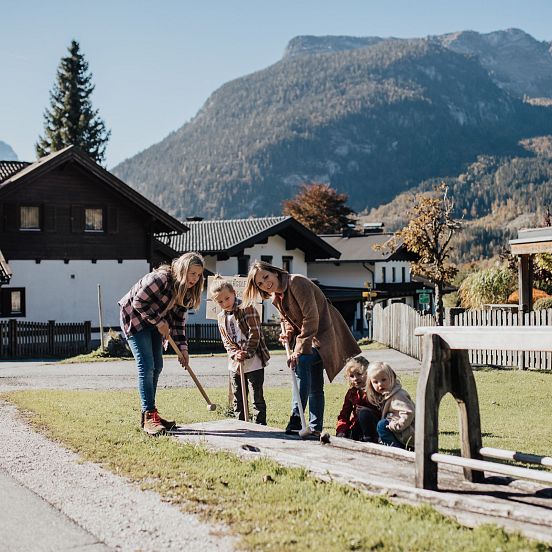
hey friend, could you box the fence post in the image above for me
[47,320,55,356]
[8,319,17,357]
[84,321,91,353]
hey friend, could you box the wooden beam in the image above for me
[414,326,552,351]
[431,453,552,485]
[510,240,552,255]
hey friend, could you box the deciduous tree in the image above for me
[377,183,461,325]
[282,183,354,234]
[36,40,110,164]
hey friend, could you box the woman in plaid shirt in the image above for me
[119,252,205,435]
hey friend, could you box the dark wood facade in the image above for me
[0,147,187,264]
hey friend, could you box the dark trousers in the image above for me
[231,368,266,425]
[349,408,379,442]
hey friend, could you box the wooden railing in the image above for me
[0,320,91,359]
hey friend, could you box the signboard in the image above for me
[205,275,263,320]
[416,288,433,294]
[362,291,378,298]
[419,293,430,305]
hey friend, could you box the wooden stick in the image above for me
[166,335,217,411]
[239,361,250,422]
[281,322,310,437]
[431,453,552,485]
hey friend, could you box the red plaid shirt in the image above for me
[118,270,188,351]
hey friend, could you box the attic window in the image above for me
[20,206,40,230]
[85,208,104,232]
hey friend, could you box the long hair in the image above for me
[242,260,288,305]
[366,361,398,407]
[343,355,369,388]
[157,252,205,309]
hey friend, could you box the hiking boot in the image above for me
[285,414,302,435]
[143,410,165,436]
[141,409,176,431]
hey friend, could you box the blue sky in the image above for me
[2,0,551,168]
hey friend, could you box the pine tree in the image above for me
[36,40,110,164]
[282,183,355,234]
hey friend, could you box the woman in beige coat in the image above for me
[243,260,360,434]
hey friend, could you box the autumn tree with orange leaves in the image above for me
[282,183,355,234]
[377,183,462,325]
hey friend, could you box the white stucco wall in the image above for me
[5,260,150,326]
[307,262,374,287]
[374,261,411,284]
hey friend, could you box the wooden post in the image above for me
[8,319,17,358]
[97,284,104,351]
[47,320,55,356]
[415,334,484,490]
[84,321,91,353]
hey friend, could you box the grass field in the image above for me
[3,370,551,551]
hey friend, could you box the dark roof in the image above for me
[0,161,30,183]
[0,147,188,235]
[165,216,340,261]
[314,233,417,263]
[0,250,12,285]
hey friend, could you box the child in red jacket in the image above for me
[336,356,380,442]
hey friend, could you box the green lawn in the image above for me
[3,370,551,551]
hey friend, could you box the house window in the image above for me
[392,267,396,283]
[85,208,104,232]
[282,256,293,273]
[382,266,387,283]
[261,255,273,265]
[237,255,250,276]
[402,266,406,282]
[20,206,40,230]
[1,288,25,317]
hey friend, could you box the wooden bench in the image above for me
[414,326,552,490]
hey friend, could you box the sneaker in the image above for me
[141,409,176,431]
[143,410,165,436]
[285,415,302,435]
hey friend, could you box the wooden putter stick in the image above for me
[167,335,217,411]
[238,361,250,422]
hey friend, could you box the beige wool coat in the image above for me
[381,383,415,447]
[273,273,361,382]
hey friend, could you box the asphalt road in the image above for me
[0,347,420,392]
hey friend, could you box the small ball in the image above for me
[320,432,331,444]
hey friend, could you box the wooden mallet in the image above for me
[167,335,217,411]
[238,361,250,422]
[280,322,312,439]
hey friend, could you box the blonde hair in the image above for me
[344,355,369,388]
[242,260,288,305]
[366,361,398,407]
[157,252,205,309]
[209,276,234,298]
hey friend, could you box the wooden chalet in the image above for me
[0,146,187,325]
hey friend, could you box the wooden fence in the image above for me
[372,303,435,360]
[372,303,552,370]
[0,320,91,359]
[453,308,552,370]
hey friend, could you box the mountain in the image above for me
[362,137,552,263]
[285,29,552,100]
[0,141,18,161]
[113,31,552,220]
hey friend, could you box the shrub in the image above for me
[533,297,552,311]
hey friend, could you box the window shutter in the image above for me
[108,207,119,234]
[44,205,56,232]
[71,206,85,233]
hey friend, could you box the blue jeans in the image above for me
[127,324,163,412]
[292,350,324,432]
[377,419,405,448]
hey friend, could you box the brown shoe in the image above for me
[141,409,176,431]
[143,410,165,436]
